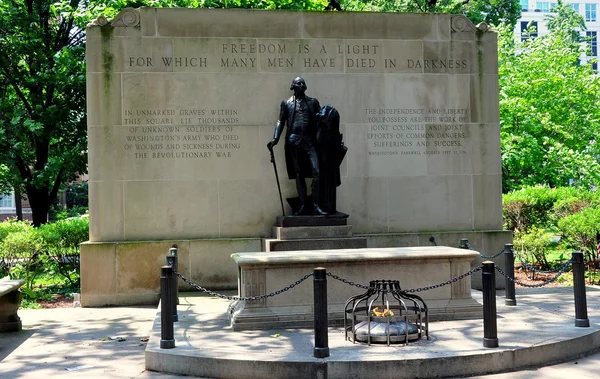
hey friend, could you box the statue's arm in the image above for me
[268,101,287,149]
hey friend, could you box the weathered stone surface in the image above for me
[0,279,24,332]
[84,9,508,304]
[264,237,367,252]
[87,9,502,242]
[230,247,481,330]
[272,225,353,240]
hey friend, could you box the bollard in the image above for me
[166,255,178,322]
[482,261,499,348]
[572,251,590,327]
[504,244,517,306]
[458,238,469,249]
[170,246,180,305]
[313,267,330,358]
[160,266,175,349]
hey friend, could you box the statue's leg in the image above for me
[307,145,328,215]
[289,142,308,216]
[294,175,308,215]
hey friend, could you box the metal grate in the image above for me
[344,280,429,346]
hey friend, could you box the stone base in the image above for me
[264,237,368,251]
[79,231,511,307]
[266,220,367,252]
[229,247,481,330]
[80,238,261,307]
[0,279,24,332]
[276,213,348,227]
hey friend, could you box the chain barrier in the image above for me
[461,241,504,259]
[176,264,483,300]
[404,265,483,293]
[513,250,574,274]
[174,270,313,301]
[326,272,371,290]
[495,264,571,288]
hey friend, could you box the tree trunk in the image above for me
[27,185,50,226]
[14,186,22,221]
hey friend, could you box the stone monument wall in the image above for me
[82,8,511,306]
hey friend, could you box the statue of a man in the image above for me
[267,77,328,216]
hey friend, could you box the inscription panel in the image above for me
[111,38,476,74]
[87,10,502,240]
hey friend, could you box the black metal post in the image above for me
[313,267,329,358]
[458,238,469,249]
[482,261,499,348]
[572,251,590,327]
[170,246,179,305]
[166,255,178,322]
[160,265,175,349]
[504,244,516,306]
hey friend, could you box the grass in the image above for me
[15,270,79,309]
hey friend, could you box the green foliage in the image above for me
[498,6,600,192]
[0,216,88,288]
[0,217,32,242]
[0,228,44,289]
[340,0,521,28]
[502,186,584,231]
[36,216,88,285]
[558,206,600,264]
[513,226,553,273]
[0,0,88,226]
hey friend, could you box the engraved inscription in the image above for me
[363,108,470,156]
[122,108,243,160]
[125,38,472,73]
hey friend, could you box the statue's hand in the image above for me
[267,139,278,150]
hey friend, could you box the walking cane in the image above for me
[268,145,286,216]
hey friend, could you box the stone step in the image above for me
[272,225,353,240]
[263,237,367,252]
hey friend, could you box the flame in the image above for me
[371,307,394,317]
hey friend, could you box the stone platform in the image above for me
[264,215,368,252]
[229,246,481,330]
[145,288,600,379]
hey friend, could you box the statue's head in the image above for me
[290,77,307,94]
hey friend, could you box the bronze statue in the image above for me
[267,77,346,216]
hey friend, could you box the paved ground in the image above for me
[0,286,599,378]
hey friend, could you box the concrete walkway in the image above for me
[0,287,599,378]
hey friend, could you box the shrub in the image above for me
[557,206,600,265]
[550,197,593,225]
[0,228,44,289]
[0,215,88,287]
[37,215,89,285]
[0,218,34,276]
[0,217,33,242]
[503,186,590,231]
[513,226,554,276]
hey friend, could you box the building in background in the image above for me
[516,1,598,69]
[0,192,32,222]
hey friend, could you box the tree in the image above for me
[498,4,600,192]
[0,0,331,227]
[340,0,521,29]
[0,0,88,226]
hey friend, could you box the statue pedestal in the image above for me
[263,214,367,252]
[228,247,482,331]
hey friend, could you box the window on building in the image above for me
[521,0,529,11]
[570,3,580,13]
[586,4,597,22]
[587,31,598,56]
[521,21,538,40]
[0,192,14,208]
[536,2,550,12]
[550,2,557,11]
